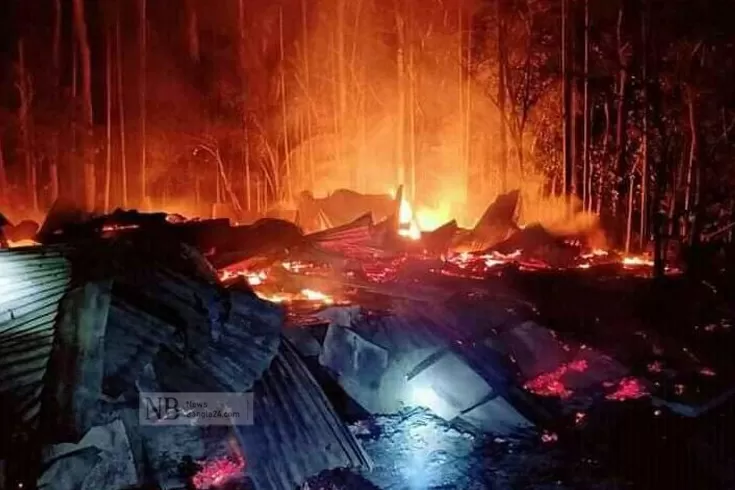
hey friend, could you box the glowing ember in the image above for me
[101,224,140,233]
[605,377,648,401]
[580,249,609,259]
[482,249,522,268]
[7,239,39,248]
[282,261,310,273]
[621,255,654,268]
[523,360,588,399]
[647,361,663,373]
[256,292,289,303]
[541,431,558,443]
[300,288,334,304]
[219,267,268,286]
[699,367,716,377]
[192,455,246,489]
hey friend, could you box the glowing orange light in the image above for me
[397,196,421,240]
[300,288,334,304]
[622,255,654,267]
[7,239,39,248]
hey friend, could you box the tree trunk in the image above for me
[683,85,697,242]
[17,39,39,213]
[279,6,291,202]
[625,172,634,253]
[582,0,590,211]
[139,0,147,208]
[72,0,95,211]
[300,0,315,191]
[396,9,406,187]
[409,31,418,202]
[614,6,629,227]
[116,7,128,209]
[105,23,113,212]
[51,0,62,203]
[639,0,649,250]
[597,100,611,214]
[562,0,574,204]
[237,0,252,210]
[498,0,508,193]
[0,139,7,207]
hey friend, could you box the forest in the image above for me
[0,0,734,270]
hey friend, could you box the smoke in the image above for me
[276,0,596,236]
[282,0,489,218]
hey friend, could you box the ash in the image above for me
[304,408,627,490]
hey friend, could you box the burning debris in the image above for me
[1,194,734,489]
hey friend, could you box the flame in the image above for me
[397,196,421,240]
[7,239,39,248]
[415,203,451,232]
[219,267,268,286]
[300,288,334,304]
[622,255,654,267]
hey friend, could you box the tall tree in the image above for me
[497,0,508,192]
[117,5,128,208]
[16,39,38,212]
[582,0,590,211]
[561,0,574,200]
[72,0,95,211]
[105,19,113,212]
[139,0,147,208]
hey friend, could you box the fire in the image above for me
[219,268,267,286]
[301,288,335,304]
[7,239,39,248]
[398,197,421,240]
[253,288,335,305]
[622,255,654,268]
[415,203,451,232]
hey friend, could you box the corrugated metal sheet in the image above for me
[239,339,372,490]
[0,246,72,449]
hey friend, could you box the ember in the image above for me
[192,455,246,489]
[605,378,648,401]
[523,360,589,399]
[541,431,559,443]
[7,239,39,248]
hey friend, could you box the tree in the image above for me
[72,0,95,211]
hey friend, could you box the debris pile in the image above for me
[1,189,734,489]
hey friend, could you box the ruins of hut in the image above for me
[0,238,371,490]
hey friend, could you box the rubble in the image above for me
[2,193,735,489]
